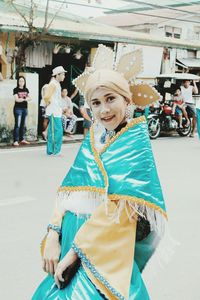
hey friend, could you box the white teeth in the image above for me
[102,116,113,120]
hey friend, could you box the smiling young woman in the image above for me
[13,76,31,146]
[90,88,129,131]
[32,45,166,300]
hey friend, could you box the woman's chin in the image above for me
[103,123,119,131]
[101,118,125,131]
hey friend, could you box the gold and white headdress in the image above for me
[73,44,161,106]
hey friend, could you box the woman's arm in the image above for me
[54,201,137,298]
[42,229,61,275]
[25,93,31,101]
[70,88,78,100]
[14,94,26,103]
[54,248,78,288]
[192,80,198,94]
[80,107,92,122]
[42,203,63,275]
[44,83,56,105]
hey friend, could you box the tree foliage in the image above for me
[6,0,66,72]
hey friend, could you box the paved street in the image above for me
[0,135,200,300]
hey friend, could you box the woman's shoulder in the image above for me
[23,87,29,93]
[13,87,18,94]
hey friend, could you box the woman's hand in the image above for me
[25,96,31,102]
[42,230,61,275]
[54,248,78,289]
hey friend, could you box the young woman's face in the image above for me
[90,87,129,131]
[18,77,25,87]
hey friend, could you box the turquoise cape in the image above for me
[60,117,166,218]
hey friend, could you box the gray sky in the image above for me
[12,0,126,18]
[56,0,126,18]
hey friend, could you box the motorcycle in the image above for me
[147,100,192,139]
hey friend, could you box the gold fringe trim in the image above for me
[99,116,145,154]
[90,126,108,187]
[58,185,106,194]
[108,194,167,219]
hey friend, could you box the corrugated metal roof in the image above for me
[1,0,200,50]
[177,58,200,68]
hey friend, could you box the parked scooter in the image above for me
[134,106,150,119]
[147,100,191,139]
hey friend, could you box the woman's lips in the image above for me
[101,116,115,122]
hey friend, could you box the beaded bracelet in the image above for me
[47,224,61,236]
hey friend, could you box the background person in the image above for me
[61,88,77,134]
[13,76,31,146]
[40,83,49,141]
[172,88,190,128]
[196,98,200,139]
[181,80,198,137]
[79,94,92,137]
[44,66,66,155]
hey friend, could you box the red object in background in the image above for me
[163,105,172,115]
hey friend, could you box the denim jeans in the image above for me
[13,107,27,142]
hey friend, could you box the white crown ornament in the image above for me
[73,44,161,107]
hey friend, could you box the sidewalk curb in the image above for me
[0,135,84,149]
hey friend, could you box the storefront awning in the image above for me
[177,58,200,69]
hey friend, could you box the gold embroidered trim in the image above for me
[108,194,167,219]
[90,127,108,187]
[99,116,145,154]
[58,186,106,194]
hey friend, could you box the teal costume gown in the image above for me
[47,115,63,155]
[196,108,200,139]
[32,117,167,300]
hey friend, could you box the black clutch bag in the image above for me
[59,258,81,289]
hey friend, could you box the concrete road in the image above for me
[0,135,199,300]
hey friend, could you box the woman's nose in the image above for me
[100,103,110,114]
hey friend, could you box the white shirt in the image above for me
[181,85,194,104]
[61,96,73,110]
[45,79,62,117]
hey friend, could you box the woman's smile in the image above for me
[101,115,115,122]
[90,87,129,131]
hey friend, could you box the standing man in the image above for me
[44,66,67,155]
[181,80,198,137]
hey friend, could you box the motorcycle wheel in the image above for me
[148,117,161,139]
[177,119,191,137]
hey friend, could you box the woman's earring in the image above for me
[125,104,133,119]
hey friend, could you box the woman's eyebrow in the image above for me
[105,93,114,97]
[91,98,98,102]
[91,93,114,102]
